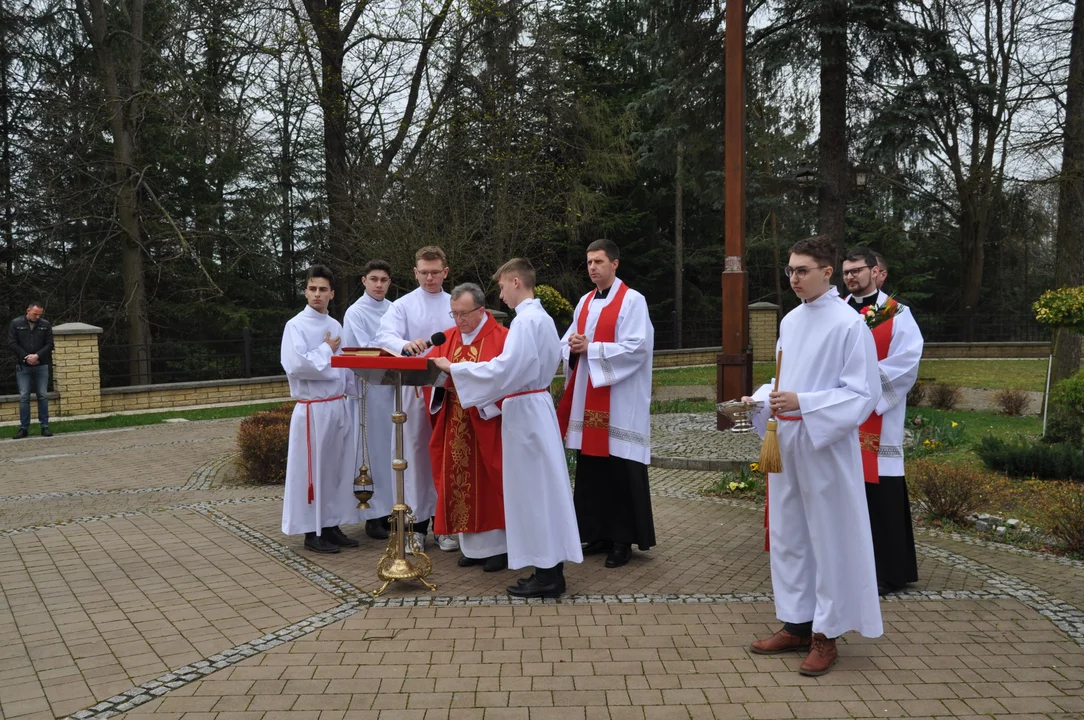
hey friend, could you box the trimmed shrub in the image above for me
[1047,370,1084,445]
[909,459,994,523]
[1042,482,1084,553]
[237,402,294,484]
[975,435,1084,481]
[907,381,927,408]
[928,382,962,411]
[994,388,1030,416]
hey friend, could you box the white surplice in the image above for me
[342,292,396,521]
[450,298,583,570]
[559,278,654,464]
[373,285,451,522]
[844,290,924,476]
[280,305,357,536]
[428,313,508,559]
[748,286,884,639]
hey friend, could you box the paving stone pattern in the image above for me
[2,419,1084,720]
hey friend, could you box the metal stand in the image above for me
[372,371,436,596]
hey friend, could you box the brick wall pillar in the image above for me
[52,323,103,416]
[749,302,780,362]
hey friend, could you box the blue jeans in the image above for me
[15,363,49,430]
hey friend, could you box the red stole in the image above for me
[426,316,508,535]
[557,282,630,456]
[858,301,896,485]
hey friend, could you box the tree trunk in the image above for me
[817,1,848,263]
[1053,0,1084,382]
[302,0,353,320]
[674,141,684,349]
[958,199,988,342]
[75,0,151,384]
[0,16,14,279]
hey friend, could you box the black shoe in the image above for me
[323,526,359,548]
[40,428,52,437]
[583,540,612,556]
[877,581,901,597]
[458,555,485,567]
[304,533,341,554]
[365,519,390,540]
[12,428,28,439]
[507,574,565,599]
[516,562,563,586]
[605,543,632,568]
[484,554,508,572]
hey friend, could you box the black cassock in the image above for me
[574,452,656,551]
[866,475,919,589]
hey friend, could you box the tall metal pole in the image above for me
[717,0,752,429]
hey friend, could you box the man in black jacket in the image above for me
[8,302,54,438]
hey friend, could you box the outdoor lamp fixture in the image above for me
[794,164,817,186]
[854,165,871,191]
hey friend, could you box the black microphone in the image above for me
[403,332,447,356]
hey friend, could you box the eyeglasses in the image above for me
[415,269,445,277]
[841,265,875,278]
[783,265,828,279]
[449,306,482,319]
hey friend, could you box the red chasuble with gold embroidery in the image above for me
[427,316,509,535]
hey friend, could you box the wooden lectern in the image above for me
[332,349,443,596]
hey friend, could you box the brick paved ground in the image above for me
[2,418,1084,720]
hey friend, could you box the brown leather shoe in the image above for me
[749,628,812,655]
[799,633,838,676]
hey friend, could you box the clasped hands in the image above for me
[25,353,40,366]
[567,332,589,354]
[741,391,798,414]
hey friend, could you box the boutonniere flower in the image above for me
[860,296,900,330]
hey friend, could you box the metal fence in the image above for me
[652,313,722,351]
[99,329,282,388]
[914,311,1050,343]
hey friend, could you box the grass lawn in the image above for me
[24,401,289,436]
[654,358,1055,392]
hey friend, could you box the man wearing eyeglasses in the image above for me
[842,247,924,596]
[426,283,510,572]
[374,246,455,551]
[741,235,883,676]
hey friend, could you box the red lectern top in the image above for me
[332,348,430,371]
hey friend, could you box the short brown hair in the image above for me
[492,258,536,290]
[415,246,446,266]
[362,259,392,276]
[586,238,619,261]
[789,235,837,268]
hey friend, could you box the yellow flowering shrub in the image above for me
[1033,285,1084,332]
[535,284,575,326]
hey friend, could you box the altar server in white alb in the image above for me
[558,239,655,569]
[342,259,396,541]
[842,247,923,595]
[432,258,583,598]
[374,246,455,552]
[280,265,359,554]
[742,235,882,677]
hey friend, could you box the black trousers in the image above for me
[574,452,656,551]
[865,475,919,588]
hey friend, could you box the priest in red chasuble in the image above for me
[843,247,923,596]
[427,283,510,572]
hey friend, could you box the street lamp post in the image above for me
[717,0,752,429]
